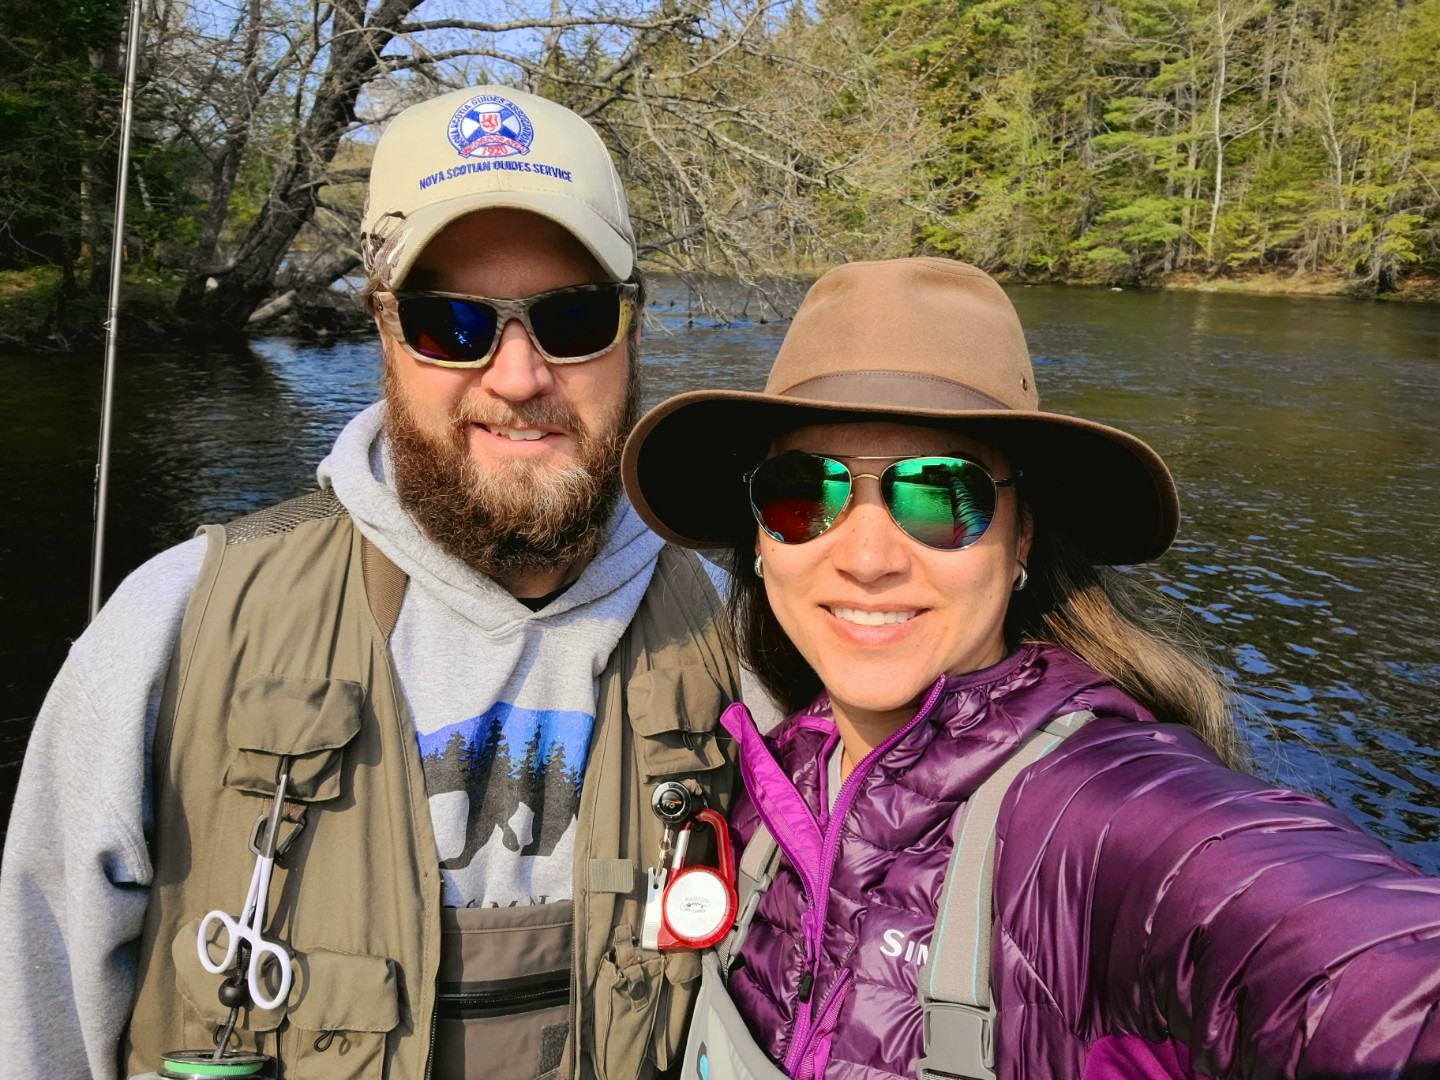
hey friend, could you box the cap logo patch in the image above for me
[448,94,534,159]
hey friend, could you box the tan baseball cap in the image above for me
[361,86,636,287]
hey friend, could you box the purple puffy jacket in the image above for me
[719,643,1440,1079]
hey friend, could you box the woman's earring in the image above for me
[1013,562,1029,592]
[754,554,764,579]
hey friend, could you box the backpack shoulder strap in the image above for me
[916,709,1094,1080]
[717,821,782,973]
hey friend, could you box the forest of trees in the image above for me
[1,0,1436,345]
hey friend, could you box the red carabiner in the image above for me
[657,808,738,950]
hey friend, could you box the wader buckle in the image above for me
[916,1000,995,1080]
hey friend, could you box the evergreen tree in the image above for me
[425,729,469,794]
[0,0,126,328]
[525,742,581,858]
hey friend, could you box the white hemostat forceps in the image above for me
[197,758,295,1011]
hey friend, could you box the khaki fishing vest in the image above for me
[122,491,740,1080]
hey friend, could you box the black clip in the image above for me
[249,804,307,859]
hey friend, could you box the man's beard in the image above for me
[384,357,639,584]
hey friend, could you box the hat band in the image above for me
[778,371,1011,411]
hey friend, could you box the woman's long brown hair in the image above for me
[727,486,1244,769]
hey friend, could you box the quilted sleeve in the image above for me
[994,719,1440,1079]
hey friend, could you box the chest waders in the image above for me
[678,712,1093,1080]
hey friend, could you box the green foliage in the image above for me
[843,0,1440,288]
[4,0,1439,326]
[0,264,184,348]
[1069,245,1134,282]
[0,268,64,340]
[0,0,124,272]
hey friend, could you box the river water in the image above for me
[2,280,1438,869]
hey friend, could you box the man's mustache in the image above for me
[450,398,583,436]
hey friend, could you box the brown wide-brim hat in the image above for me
[622,257,1179,564]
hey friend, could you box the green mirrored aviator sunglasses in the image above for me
[745,451,1017,551]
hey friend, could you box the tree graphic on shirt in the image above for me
[521,741,577,857]
[424,712,583,870]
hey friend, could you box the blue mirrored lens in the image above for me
[399,297,498,362]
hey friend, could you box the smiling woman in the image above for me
[621,257,1440,1080]
[751,423,1028,759]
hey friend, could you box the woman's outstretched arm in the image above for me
[994,718,1440,1079]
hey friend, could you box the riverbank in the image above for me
[0,268,372,353]
[4,265,1437,354]
[1155,270,1440,303]
[0,267,199,353]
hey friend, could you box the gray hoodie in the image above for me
[0,403,671,1079]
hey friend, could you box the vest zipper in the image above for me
[569,916,581,1080]
[435,974,570,1018]
[781,677,947,1078]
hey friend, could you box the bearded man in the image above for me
[0,87,742,1080]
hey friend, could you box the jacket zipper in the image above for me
[796,968,852,1080]
[781,678,947,1077]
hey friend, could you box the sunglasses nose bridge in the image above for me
[498,313,534,350]
[846,469,885,510]
[485,296,530,343]
[827,483,913,580]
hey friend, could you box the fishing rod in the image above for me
[89,0,147,621]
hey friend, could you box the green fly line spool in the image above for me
[159,1050,271,1078]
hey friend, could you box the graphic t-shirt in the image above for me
[320,404,664,908]
[419,703,593,905]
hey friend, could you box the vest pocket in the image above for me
[627,666,731,781]
[285,949,400,1079]
[593,930,703,1080]
[223,675,364,801]
[652,948,703,1072]
[171,920,398,1078]
[172,918,288,1055]
[594,931,666,1080]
